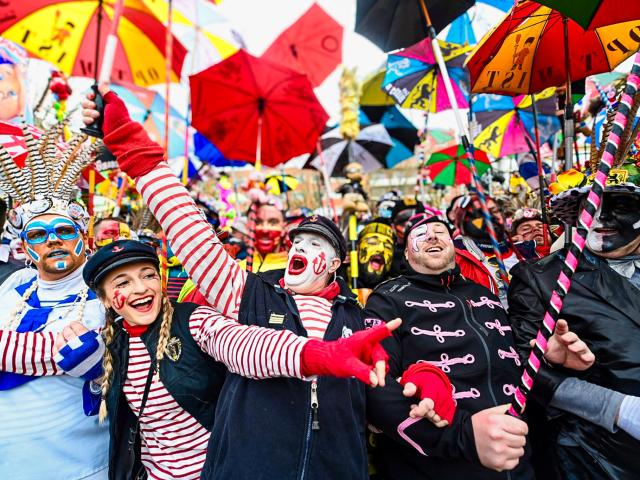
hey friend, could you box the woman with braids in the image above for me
[61,238,397,480]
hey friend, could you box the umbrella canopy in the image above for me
[382,39,472,112]
[355,0,475,52]
[307,124,393,176]
[439,0,511,45]
[472,89,561,157]
[189,50,329,167]
[360,105,418,167]
[535,0,640,30]
[360,66,395,106]
[465,0,640,95]
[0,0,187,86]
[141,0,240,76]
[425,143,491,186]
[265,174,299,195]
[262,3,343,87]
[193,132,247,168]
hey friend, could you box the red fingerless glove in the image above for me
[102,91,165,179]
[300,324,391,384]
[400,363,456,424]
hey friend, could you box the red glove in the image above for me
[101,91,165,179]
[400,363,456,424]
[300,324,391,385]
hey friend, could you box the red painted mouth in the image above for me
[287,254,308,275]
[128,295,155,313]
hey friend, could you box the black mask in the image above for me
[586,192,640,253]
[462,199,505,241]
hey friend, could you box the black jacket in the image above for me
[106,302,226,480]
[509,251,640,480]
[201,269,368,480]
[363,267,534,480]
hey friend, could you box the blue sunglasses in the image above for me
[21,219,80,245]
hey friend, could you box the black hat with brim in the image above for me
[84,239,159,290]
[289,214,347,261]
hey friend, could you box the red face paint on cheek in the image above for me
[113,289,126,310]
[312,251,327,275]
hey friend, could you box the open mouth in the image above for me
[425,246,444,254]
[287,254,308,275]
[47,249,69,259]
[594,228,617,235]
[369,254,386,271]
[129,295,155,313]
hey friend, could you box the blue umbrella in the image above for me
[193,132,247,168]
[360,106,418,168]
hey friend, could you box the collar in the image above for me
[606,255,640,279]
[405,265,462,289]
[278,277,341,300]
[122,321,149,337]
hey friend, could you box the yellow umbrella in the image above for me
[1,0,187,86]
[360,66,395,107]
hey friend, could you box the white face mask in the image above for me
[284,232,338,294]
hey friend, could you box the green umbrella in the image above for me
[425,144,491,186]
[535,0,640,30]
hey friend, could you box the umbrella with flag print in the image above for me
[472,89,561,158]
[382,38,472,113]
[425,143,491,186]
[307,123,393,177]
[0,0,187,86]
[261,2,343,87]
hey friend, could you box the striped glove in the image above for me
[54,331,105,381]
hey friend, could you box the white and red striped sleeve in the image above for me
[136,165,246,319]
[0,329,60,376]
[189,306,308,380]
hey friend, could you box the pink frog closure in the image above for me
[419,353,475,373]
[405,299,456,312]
[498,346,521,366]
[411,325,465,344]
[468,296,504,310]
[484,319,512,336]
[452,384,481,401]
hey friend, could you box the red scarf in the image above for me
[279,278,341,300]
[123,321,149,337]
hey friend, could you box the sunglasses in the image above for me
[22,219,80,245]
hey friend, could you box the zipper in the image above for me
[449,289,511,479]
[311,380,320,431]
[299,381,315,480]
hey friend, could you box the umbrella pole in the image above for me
[256,109,264,171]
[530,94,550,247]
[182,104,191,185]
[245,202,258,273]
[510,53,640,417]
[316,139,338,223]
[164,0,174,168]
[418,0,510,287]
[562,16,575,170]
[348,213,358,290]
[98,0,124,84]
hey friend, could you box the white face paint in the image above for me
[406,221,456,275]
[284,232,339,295]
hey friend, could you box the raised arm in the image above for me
[87,90,246,318]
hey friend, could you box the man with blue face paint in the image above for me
[0,126,108,479]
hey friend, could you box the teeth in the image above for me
[132,297,152,306]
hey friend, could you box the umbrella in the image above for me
[355,0,475,52]
[465,0,640,169]
[193,132,247,168]
[265,174,299,195]
[382,38,472,112]
[425,143,491,186]
[360,66,394,107]
[439,0,511,45]
[472,89,561,158]
[307,124,393,177]
[0,0,187,86]
[465,1,640,96]
[141,0,240,77]
[261,3,343,87]
[360,106,419,168]
[535,0,640,30]
[189,50,329,167]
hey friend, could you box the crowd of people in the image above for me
[0,84,639,480]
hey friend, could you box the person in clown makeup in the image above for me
[81,87,417,480]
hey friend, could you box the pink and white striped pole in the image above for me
[510,52,640,417]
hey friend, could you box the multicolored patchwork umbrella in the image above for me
[0,0,187,86]
[472,89,561,158]
[382,39,472,113]
[425,143,491,186]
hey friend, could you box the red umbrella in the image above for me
[261,3,343,87]
[189,50,329,167]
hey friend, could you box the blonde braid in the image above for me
[98,313,116,423]
[154,295,174,377]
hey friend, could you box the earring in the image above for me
[25,259,34,269]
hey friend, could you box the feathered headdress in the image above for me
[1,122,99,233]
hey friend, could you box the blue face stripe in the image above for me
[74,237,84,256]
[26,246,40,262]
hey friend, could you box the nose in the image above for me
[131,277,149,294]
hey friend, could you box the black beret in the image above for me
[84,239,159,290]
[289,214,347,261]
